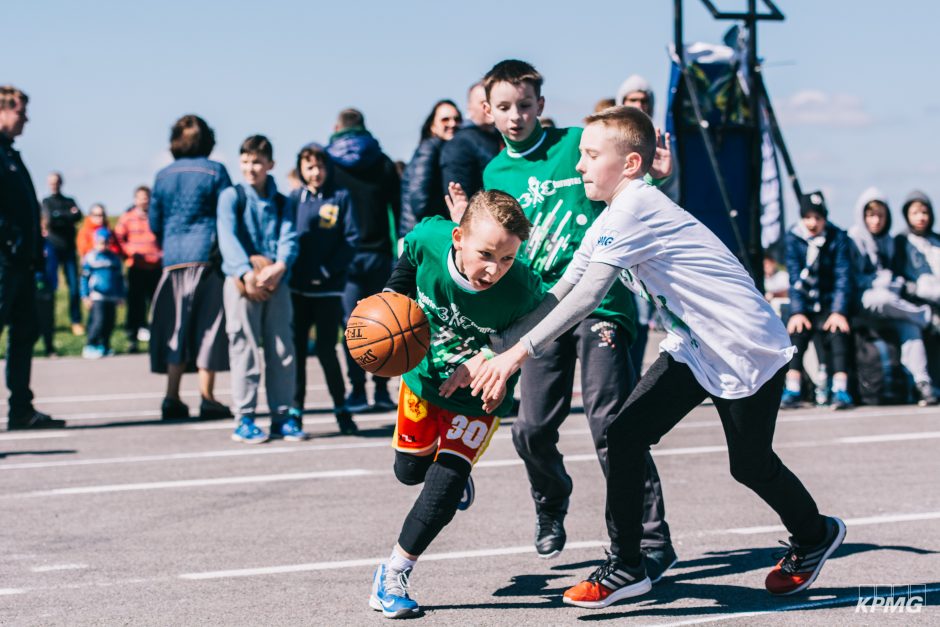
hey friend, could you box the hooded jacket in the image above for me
[895,190,940,299]
[326,128,400,256]
[616,74,655,110]
[400,136,447,238]
[288,144,359,296]
[847,186,896,294]
[785,219,853,316]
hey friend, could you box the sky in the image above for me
[6,0,940,233]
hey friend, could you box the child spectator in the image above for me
[35,234,58,356]
[782,192,855,409]
[217,135,298,444]
[77,203,121,258]
[288,143,359,435]
[80,227,125,358]
[849,188,938,406]
[114,185,162,353]
[896,190,940,308]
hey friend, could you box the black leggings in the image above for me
[789,312,850,374]
[605,353,825,563]
[394,451,471,556]
[291,293,346,411]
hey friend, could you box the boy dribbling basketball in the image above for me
[369,190,544,618]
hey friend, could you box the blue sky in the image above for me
[6,1,939,231]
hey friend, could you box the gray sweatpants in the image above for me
[223,278,296,418]
[861,287,933,384]
[512,316,672,550]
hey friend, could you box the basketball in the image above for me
[345,292,431,377]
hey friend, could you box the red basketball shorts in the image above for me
[393,381,499,466]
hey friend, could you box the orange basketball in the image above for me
[345,292,431,377]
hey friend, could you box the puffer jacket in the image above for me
[785,220,854,316]
[399,137,447,238]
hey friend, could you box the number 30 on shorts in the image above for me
[445,415,489,449]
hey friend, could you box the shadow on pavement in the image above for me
[0,448,77,459]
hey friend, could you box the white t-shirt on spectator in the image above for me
[562,178,795,399]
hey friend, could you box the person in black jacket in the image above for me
[398,100,462,238]
[289,143,360,434]
[0,85,64,430]
[40,171,84,335]
[439,82,502,202]
[327,108,400,412]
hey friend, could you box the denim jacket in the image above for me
[149,157,232,267]
[216,176,298,280]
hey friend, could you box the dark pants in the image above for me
[342,251,393,394]
[87,300,116,350]
[292,292,346,411]
[125,265,161,341]
[512,316,672,550]
[0,265,38,418]
[606,353,824,562]
[36,289,55,354]
[789,312,851,374]
[53,247,81,325]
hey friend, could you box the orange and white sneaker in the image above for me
[563,553,651,608]
[765,516,846,595]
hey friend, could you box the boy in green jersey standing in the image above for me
[369,190,544,618]
[479,59,677,577]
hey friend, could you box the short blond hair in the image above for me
[583,106,656,174]
[0,85,28,110]
[460,190,531,241]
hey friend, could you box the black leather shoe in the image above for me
[8,410,66,431]
[643,544,679,584]
[535,509,567,559]
[199,398,233,420]
[161,397,190,420]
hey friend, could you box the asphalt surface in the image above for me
[2,347,939,626]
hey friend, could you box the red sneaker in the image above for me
[766,516,846,595]
[563,553,651,608]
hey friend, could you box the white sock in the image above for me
[388,547,417,572]
[785,372,802,393]
[831,373,848,393]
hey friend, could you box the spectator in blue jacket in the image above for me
[80,227,125,359]
[149,114,233,421]
[399,100,462,238]
[782,191,855,409]
[289,143,359,435]
[217,135,299,444]
[439,82,501,201]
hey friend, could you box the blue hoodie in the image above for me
[289,144,359,296]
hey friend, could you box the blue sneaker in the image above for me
[830,389,853,410]
[231,417,268,444]
[456,475,475,511]
[780,389,802,409]
[279,417,307,441]
[369,564,420,618]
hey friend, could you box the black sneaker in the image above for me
[199,398,233,420]
[336,409,359,435]
[643,544,679,584]
[915,381,938,407]
[7,410,66,431]
[534,508,566,559]
[345,390,370,413]
[765,515,846,595]
[563,552,651,608]
[373,387,397,412]
[161,397,190,420]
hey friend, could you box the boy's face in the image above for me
[300,156,327,190]
[134,190,150,211]
[763,257,778,277]
[864,203,888,235]
[907,201,931,234]
[801,211,826,236]
[240,152,274,189]
[484,81,544,143]
[576,123,635,205]
[93,237,106,251]
[452,213,521,291]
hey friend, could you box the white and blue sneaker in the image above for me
[456,475,475,511]
[369,564,420,619]
[231,417,268,444]
[279,417,307,441]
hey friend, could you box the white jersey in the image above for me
[562,179,795,399]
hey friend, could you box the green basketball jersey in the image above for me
[401,217,545,416]
[483,126,636,341]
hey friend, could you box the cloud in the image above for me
[775,89,874,128]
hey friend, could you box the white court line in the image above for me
[840,431,940,444]
[31,564,88,572]
[23,469,370,496]
[0,432,70,442]
[651,585,940,627]
[0,588,28,595]
[728,510,940,535]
